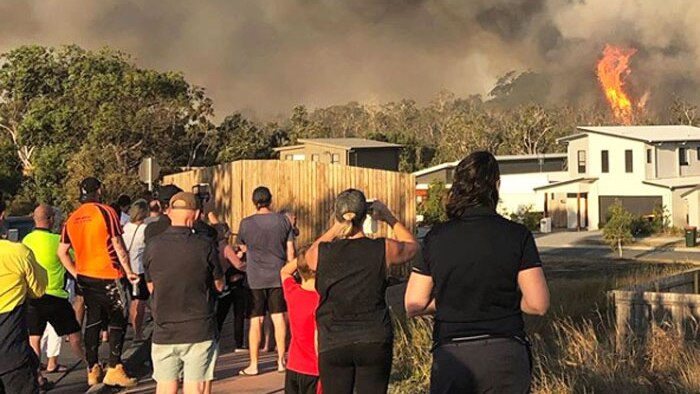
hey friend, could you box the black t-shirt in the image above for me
[315,237,392,352]
[414,206,542,344]
[144,215,217,244]
[144,226,223,344]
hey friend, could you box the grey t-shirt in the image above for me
[238,212,294,289]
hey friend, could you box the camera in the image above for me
[192,183,211,209]
[366,200,375,216]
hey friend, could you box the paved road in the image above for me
[540,245,700,263]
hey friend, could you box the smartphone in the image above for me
[192,183,211,208]
[364,199,378,234]
[366,200,375,216]
[7,229,19,242]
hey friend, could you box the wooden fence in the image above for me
[609,268,700,350]
[163,160,416,273]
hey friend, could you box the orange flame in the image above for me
[596,44,639,125]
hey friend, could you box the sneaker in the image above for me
[102,364,137,388]
[87,364,103,386]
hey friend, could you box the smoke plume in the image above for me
[0,0,697,118]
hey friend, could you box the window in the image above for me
[331,153,340,164]
[625,150,633,173]
[697,147,700,161]
[680,147,689,166]
[284,154,293,160]
[647,149,652,164]
[311,154,319,162]
[577,150,586,173]
[601,150,609,173]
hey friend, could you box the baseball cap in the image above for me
[334,189,367,223]
[169,192,198,211]
[80,177,102,195]
[157,184,183,205]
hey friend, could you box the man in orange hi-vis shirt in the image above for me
[58,177,138,388]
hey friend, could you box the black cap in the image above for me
[252,186,272,208]
[80,177,102,195]
[334,189,367,223]
[157,184,183,206]
[116,194,131,207]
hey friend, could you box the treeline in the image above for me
[1,45,698,214]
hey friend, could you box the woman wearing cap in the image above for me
[305,189,418,394]
[404,151,550,393]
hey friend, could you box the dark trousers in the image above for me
[78,276,129,368]
[431,337,531,394]
[318,342,392,394]
[215,282,247,348]
[285,369,319,394]
[0,365,39,394]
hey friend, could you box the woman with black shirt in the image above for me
[305,189,418,394]
[405,151,550,394]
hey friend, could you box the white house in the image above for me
[537,125,700,230]
[413,153,568,216]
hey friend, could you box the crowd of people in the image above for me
[0,150,550,394]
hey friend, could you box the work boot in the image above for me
[102,364,137,388]
[87,364,103,386]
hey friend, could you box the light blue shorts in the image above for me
[152,340,218,382]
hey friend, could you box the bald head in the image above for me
[33,204,55,229]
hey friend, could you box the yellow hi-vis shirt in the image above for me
[0,240,47,314]
[22,229,69,299]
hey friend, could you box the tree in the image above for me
[417,180,448,225]
[214,113,279,162]
[0,45,214,211]
[603,200,634,258]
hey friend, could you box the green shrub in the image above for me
[417,180,448,225]
[510,204,543,231]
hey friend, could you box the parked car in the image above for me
[5,216,34,242]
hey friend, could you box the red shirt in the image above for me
[283,277,320,376]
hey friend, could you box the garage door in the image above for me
[599,196,662,224]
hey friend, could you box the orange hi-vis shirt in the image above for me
[61,202,124,280]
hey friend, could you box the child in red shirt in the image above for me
[281,250,321,394]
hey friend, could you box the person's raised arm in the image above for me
[371,201,418,265]
[305,222,344,271]
[286,241,296,263]
[518,267,549,316]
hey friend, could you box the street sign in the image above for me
[138,157,161,191]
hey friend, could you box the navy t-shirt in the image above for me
[237,213,294,289]
[413,206,542,344]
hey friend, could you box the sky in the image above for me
[1,0,698,119]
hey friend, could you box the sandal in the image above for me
[238,369,258,377]
[38,377,55,392]
[46,364,69,373]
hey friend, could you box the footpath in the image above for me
[535,230,700,263]
[46,313,284,393]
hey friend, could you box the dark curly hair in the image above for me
[446,151,500,219]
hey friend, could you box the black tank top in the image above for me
[315,237,393,352]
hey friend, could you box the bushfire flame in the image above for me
[596,44,640,125]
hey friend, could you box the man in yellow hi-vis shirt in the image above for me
[0,196,48,394]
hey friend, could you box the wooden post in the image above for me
[584,194,589,229]
[544,194,549,218]
[576,192,581,231]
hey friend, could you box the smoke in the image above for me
[0,0,698,118]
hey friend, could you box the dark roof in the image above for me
[297,138,402,150]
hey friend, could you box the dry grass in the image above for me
[389,262,699,394]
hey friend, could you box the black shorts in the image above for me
[285,369,320,394]
[248,287,287,318]
[27,295,81,337]
[127,274,150,301]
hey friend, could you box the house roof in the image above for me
[412,153,567,177]
[297,138,402,150]
[642,176,700,190]
[559,125,700,144]
[532,177,598,191]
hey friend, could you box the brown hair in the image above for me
[296,245,316,281]
[446,151,500,219]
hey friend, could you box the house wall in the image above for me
[685,191,700,227]
[352,148,400,171]
[416,169,452,185]
[567,137,589,177]
[656,146,677,178]
[655,142,700,178]
[645,144,656,179]
[498,172,568,214]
